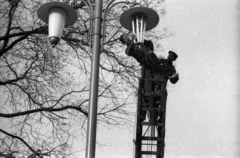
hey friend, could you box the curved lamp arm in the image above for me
[101,1,140,51]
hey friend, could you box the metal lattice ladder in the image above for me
[134,70,168,158]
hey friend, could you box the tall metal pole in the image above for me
[85,0,103,158]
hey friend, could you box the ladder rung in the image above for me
[142,107,161,111]
[141,136,159,140]
[141,151,158,155]
[142,93,162,97]
[142,105,159,108]
[141,122,163,126]
[141,143,164,146]
[141,143,158,145]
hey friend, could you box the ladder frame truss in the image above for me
[135,68,168,158]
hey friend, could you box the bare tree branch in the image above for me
[0,129,36,155]
[0,105,88,118]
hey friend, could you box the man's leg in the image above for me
[143,68,153,104]
[154,73,162,105]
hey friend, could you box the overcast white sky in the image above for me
[160,0,240,157]
[86,0,240,158]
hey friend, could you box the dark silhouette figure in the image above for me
[153,51,179,104]
[119,33,179,121]
[119,33,157,95]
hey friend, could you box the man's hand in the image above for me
[131,34,136,41]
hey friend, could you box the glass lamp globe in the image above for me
[37,1,77,46]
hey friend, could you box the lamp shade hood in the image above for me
[37,1,77,27]
[120,7,159,31]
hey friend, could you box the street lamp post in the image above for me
[85,1,102,158]
[38,1,102,158]
[37,1,140,158]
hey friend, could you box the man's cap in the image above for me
[169,51,178,59]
